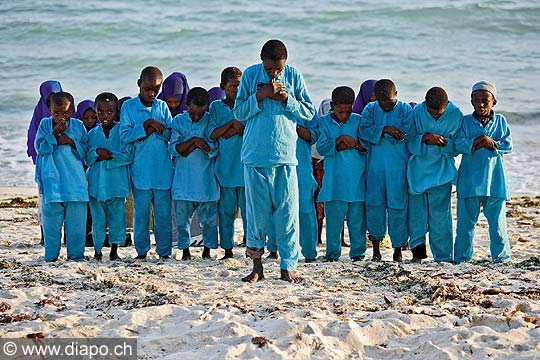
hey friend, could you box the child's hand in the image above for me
[96,148,113,161]
[337,135,357,148]
[222,127,237,139]
[56,134,75,148]
[383,126,406,140]
[354,141,367,152]
[422,133,448,146]
[144,119,165,135]
[473,135,498,150]
[230,120,245,135]
[194,138,211,153]
[53,121,68,135]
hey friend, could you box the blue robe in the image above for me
[454,112,512,263]
[34,117,89,261]
[407,101,463,261]
[316,112,367,259]
[209,99,247,249]
[234,62,316,270]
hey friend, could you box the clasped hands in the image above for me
[336,135,366,152]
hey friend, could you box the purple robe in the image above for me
[352,79,377,115]
[157,72,189,117]
[27,80,63,164]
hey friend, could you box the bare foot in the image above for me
[109,244,119,261]
[221,249,233,260]
[182,249,192,260]
[280,269,303,284]
[202,246,211,259]
[267,251,278,259]
[393,247,402,262]
[242,258,264,284]
[371,238,382,262]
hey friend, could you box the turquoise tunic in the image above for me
[86,124,132,201]
[169,111,220,202]
[233,63,316,167]
[316,112,367,203]
[360,101,412,209]
[455,113,512,200]
[119,96,173,190]
[297,116,319,210]
[34,117,89,204]
[208,99,245,187]
[407,101,463,194]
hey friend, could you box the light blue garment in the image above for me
[455,196,510,263]
[455,113,512,200]
[34,117,89,204]
[234,63,316,167]
[324,201,366,260]
[409,183,453,262]
[407,101,463,195]
[119,96,173,190]
[169,111,220,202]
[86,124,132,201]
[366,205,408,248]
[132,187,172,257]
[42,201,87,262]
[244,165,299,271]
[175,200,218,250]
[218,186,246,250]
[89,197,126,254]
[359,101,413,209]
[316,112,367,203]
[209,99,245,187]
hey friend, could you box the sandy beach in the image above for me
[0,187,539,359]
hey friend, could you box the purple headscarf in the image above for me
[27,80,63,164]
[352,79,377,115]
[157,72,189,117]
[118,96,131,114]
[208,86,225,103]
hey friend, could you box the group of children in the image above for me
[28,39,512,284]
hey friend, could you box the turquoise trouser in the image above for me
[324,200,366,260]
[455,196,510,263]
[42,201,87,262]
[132,187,172,257]
[366,205,408,248]
[267,209,317,260]
[218,186,247,250]
[175,200,218,250]
[245,165,299,271]
[409,183,453,262]
[89,197,126,254]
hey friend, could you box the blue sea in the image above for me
[0,0,539,193]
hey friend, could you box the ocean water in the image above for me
[0,0,539,193]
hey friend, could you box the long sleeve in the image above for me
[34,118,57,155]
[359,104,384,144]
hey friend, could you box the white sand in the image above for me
[1,187,539,359]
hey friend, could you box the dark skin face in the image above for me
[256,58,288,103]
[82,109,97,129]
[377,92,398,112]
[330,103,353,123]
[166,97,181,110]
[137,77,162,107]
[95,101,117,128]
[50,102,75,147]
[426,105,446,120]
[471,90,497,119]
[188,103,207,122]
[221,77,241,107]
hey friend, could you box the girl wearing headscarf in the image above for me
[157,72,189,117]
[352,79,377,115]
[75,100,98,132]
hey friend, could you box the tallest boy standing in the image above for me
[234,40,316,283]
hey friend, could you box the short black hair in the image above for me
[186,87,210,107]
[425,87,448,110]
[221,66,242,85]
[331,86,355,105]
[260,39,288,61]
[140,66,163,82]
[94,92,119,109]
[47,91,75,112]
[374,79,397,100]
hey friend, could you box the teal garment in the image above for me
[218,186,247,250]
[34,117,89,204]
[297,116,319,211]
[169,111,220,202]
[324,200,366,260]
[119,96,173,190]
[455,196,510,263]
[234,63,316,167]
[407,101,463,195]
[86,124,132,202]
[455,113,512,200]
[366,205,408,248]
[409,183,454,262]
[175,200,218,250]
[42,201,87,262]
[360,101,412,209]
[244,165,299,271]
[209,99,245,187]
[89,197,126,254]
[316,112,367,203]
